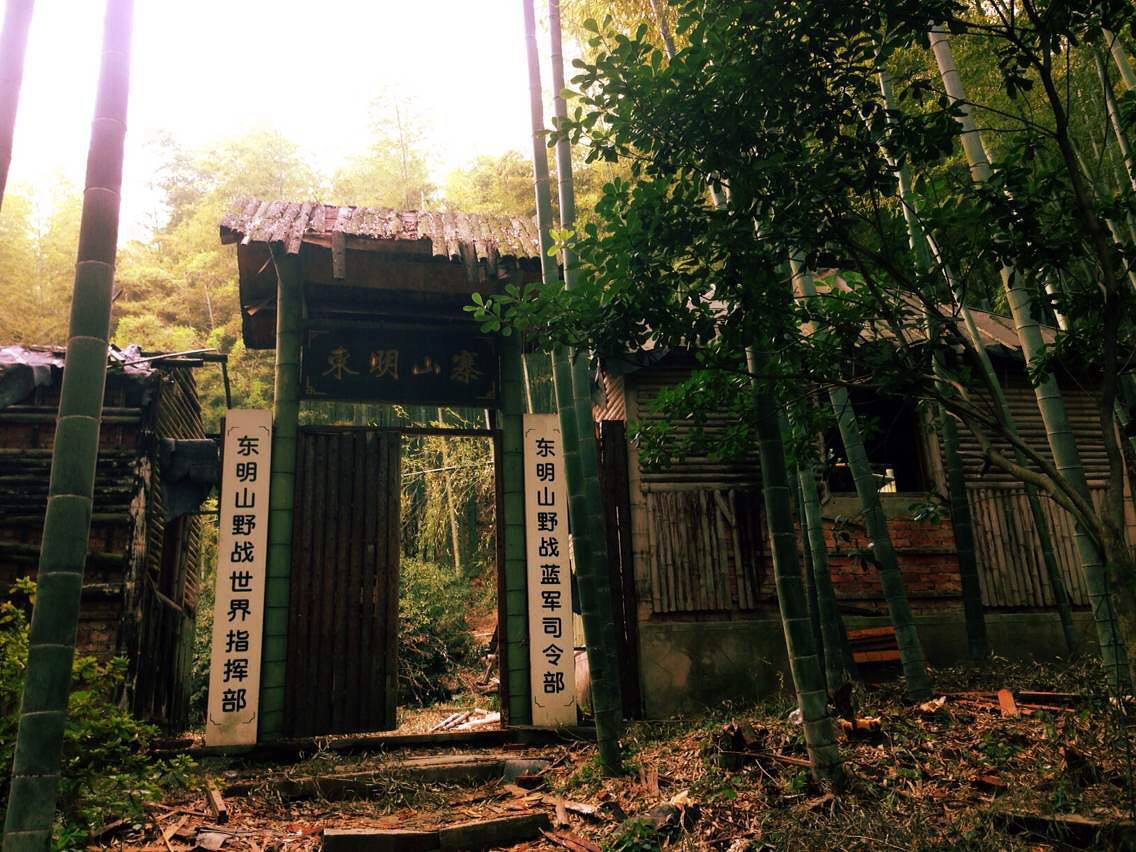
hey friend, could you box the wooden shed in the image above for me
[593,310,1133,716]
[0,345,215,728]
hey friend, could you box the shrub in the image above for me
[399,558,475,706]
[0,579,195,847]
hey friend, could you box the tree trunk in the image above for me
[1095,50,1136,194]
[930,27,1130,689]
[526,0,623,773]
[796,458,855,692]
[791,258,931,701]
[648,0,676,58]
[784,417,826,682]
[437,409,465,574]
[878,67,988,659]
[0,0,33,211]
[748,351,843,784]
[1105,29,1136,91]
[2,1,133,847]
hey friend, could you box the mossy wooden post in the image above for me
[0,0,33,211]
[747,351,843,785]
[500,326,532,724]
[259,248,302,740]
[2,1,132,847]
[548,0,624,768]
[931,28,1129,689]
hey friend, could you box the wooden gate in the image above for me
[284,427,400,736]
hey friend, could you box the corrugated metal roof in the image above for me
[219,197,542,262]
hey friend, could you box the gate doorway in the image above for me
[284,427,401,737]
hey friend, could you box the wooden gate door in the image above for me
[285,427,400,736]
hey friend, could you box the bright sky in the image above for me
[6,0,559,238]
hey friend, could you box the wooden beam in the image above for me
[332,230,347,280]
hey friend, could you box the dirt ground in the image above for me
[100,658,1134,850]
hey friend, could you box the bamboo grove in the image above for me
[481,0,1136,779]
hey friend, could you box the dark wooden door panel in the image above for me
[285,428,400,736]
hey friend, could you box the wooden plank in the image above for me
[358,429,380,729]
[329,432,351,732]
[331,230,347,280]
[973,491,1006,607]
[344,430,367,732]
[713,491,734,610]
[322,828,439,852]
[437,812,551,850]
[729,490,749,609]
[998,688,1020,718]
[853,650,901,664]
[611,425,642,718]
[384,433,402,729]
[646,493,663,612]
[845,626,896,639]
[316,432,340,735]
[369,430,389,730]
[283,431,311,735]
[205,781,228,824]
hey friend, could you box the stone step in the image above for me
[225,754,550,801]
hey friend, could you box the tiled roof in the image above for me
[219,197,541,262]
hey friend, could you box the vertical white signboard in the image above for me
[524,413,577,726]
[206,410,272,747]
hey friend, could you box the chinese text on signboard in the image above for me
[523,413,576,726]
[205,410,272,746]
[301,324,499,406]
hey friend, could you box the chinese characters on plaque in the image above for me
[205,410,272,746]
[523,414,577,726]
[300,324,499,406]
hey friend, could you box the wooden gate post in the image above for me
[260,248,303,740]
[499,329,531,725]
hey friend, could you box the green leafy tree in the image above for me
[331,95,435,209]
[475,0,1136,693]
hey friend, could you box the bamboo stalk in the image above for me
[791,257,932,701]
[878,66,988,659]
[526,0,623,773]
[748,351,843,785]
[930,27,1128,689]
[0,0,33,211]
[2,2,133,847]
[797,460,855,691]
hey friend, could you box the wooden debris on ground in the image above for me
[429,710,472,733]
[993,810,1136,848]
[454,710,501,731]
[542,828,603,851]
[205,780,229,824]
[437,811,551,849]
[836,716,883,738]
[321,826,440,851]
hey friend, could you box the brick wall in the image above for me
[819,494,962,612]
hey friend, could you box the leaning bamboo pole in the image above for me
[0,0,34,211]
[748,351,843,784]
[791,258,932,701]
[796,458,855,692]
[3,1,133,847]
[930,27,1128,689]
[548,0,625,755]
[877,67,989,658]
[1104,29,1136,91]
[525,0,623,773]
